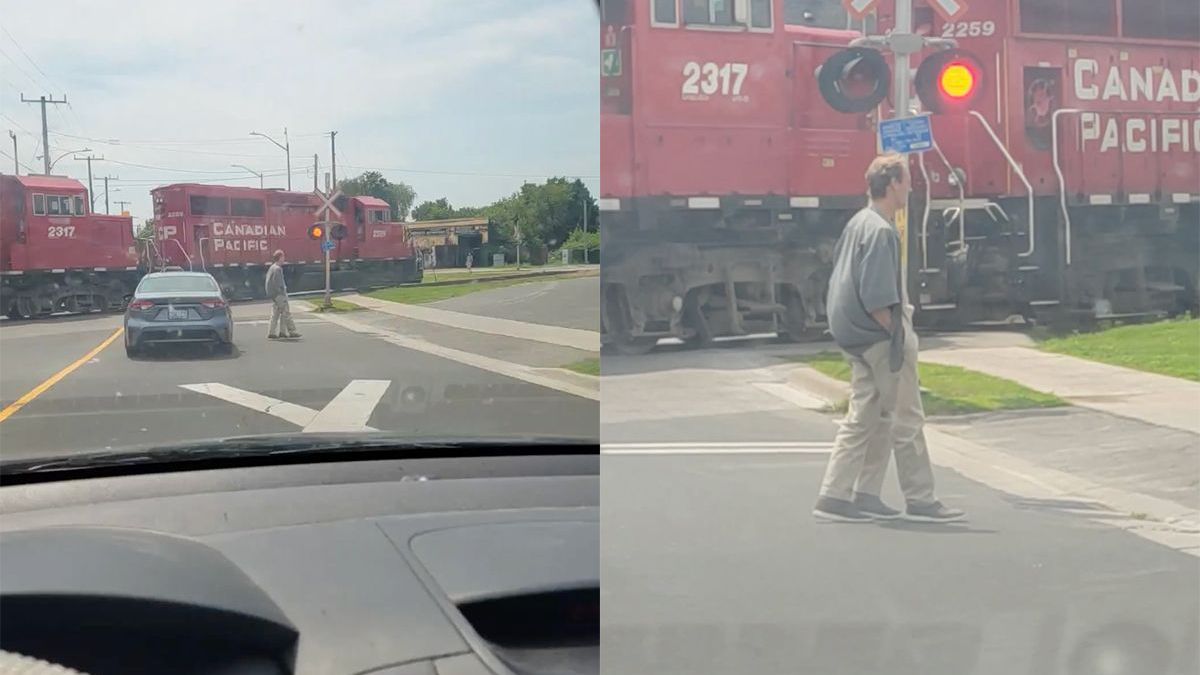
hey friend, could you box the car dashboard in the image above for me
[0,452,599,675]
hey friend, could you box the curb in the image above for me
[417,267,597,288]
[780,362,1200,544]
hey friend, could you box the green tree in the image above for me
[413,197,454,221]
[338,171,417,221]
[136,218,155,240]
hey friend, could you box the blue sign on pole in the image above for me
[321,240,335,252]
[878,114,933,154]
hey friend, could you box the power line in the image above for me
[0,45,42,90]
[0,25,58,89]
[0,146,38,173]
[104,158,279,174]
[48,131,278,159]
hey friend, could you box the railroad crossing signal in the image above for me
[817,45,984,116]
[314,188,342,221]
[816,47,890,113]
[914,49,984,114]
[330,223,347,241]
[841,0,879,20]
[307,223,326,241]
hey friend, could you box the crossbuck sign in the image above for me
[315,188,343,222]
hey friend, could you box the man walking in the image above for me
[813,153,965,524]
[265,249,301,340]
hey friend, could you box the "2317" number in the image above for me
[47,225,76,238]
[682,61,748,98]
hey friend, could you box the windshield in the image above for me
[138,276,220,294]
[0,0,599,470]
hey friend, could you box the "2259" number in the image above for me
[941,20,995,37]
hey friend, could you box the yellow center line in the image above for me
[0,327,124,424]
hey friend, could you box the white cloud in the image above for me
[0,0,598,221]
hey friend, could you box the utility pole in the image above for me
[20,94,68,175]
[582,197,589,264]
[7,130,16,174]
[100,175,119,214]
[313,154,319,191]
[75,154,104,208]
[329,131,337,187]
[114,199,132,214]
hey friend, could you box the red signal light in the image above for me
[939,63,975,99]
[308,224,325,240]
[915,49,984,114]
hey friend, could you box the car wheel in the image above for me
[125,341,138,358]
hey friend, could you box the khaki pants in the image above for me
[817,317,937,506]
[268,295,297,337]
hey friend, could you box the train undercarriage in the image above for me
[1,258,422,321]
[600,196,1199,354]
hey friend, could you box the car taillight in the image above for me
[129,299,154,311]
[201,298,227,309]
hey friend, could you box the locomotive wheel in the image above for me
[681,293,714,349]
[777,290,822,343]
[602,286,657,356]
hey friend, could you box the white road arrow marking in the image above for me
[302,379,390,432]
[180,380,387,432]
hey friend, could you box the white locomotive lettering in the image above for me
[1073,59,1200,103]
[1081,113,1200,153]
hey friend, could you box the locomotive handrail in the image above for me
[197,237,209,272]
[1051,108,1083,266]
[969,111,1034,258]
[164,238,193,271]
[930,139,966,253]
[1052,107,1200,267]
[917,149,931,270]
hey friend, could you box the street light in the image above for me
[249,128,290,190]
[231,164,264,189]
[44,147,90,173]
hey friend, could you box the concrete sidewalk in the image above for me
[920,342,1200,435]
[341,294,600,352]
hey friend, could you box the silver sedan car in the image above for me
[123,272,234,357]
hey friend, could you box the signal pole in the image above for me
[8,130,17,174]
[323,172,333,309]
[329,131,337,187]
[75,154,104,208]
[20,94,68,175]
[313,154,319,191]
[851,0,956,299]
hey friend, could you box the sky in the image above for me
[0,0,599,224]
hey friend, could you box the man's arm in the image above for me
[870,306,893,333]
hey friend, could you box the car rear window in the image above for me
[138,276,220,293]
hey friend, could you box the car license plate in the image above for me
[167,307,188,321]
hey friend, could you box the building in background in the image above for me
[407,217,491,268]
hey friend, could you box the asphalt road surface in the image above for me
[0,282,598,462]
[431,274,598,331]
[601,343,1200,675]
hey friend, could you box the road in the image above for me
[601,339,1199,675]
[0,276,599,462]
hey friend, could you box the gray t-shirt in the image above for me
[826,206,905,370]
[265,262,287,298]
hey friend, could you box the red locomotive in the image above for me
[150,183,421,299]
[0,174,139,319]
[599,0,1199,353]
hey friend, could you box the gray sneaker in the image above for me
[853,492,903,520]
[905,500,966,523]
[813,496,873,523]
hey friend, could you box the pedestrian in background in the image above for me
[265,249,300,340]
[812,153,965,524]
